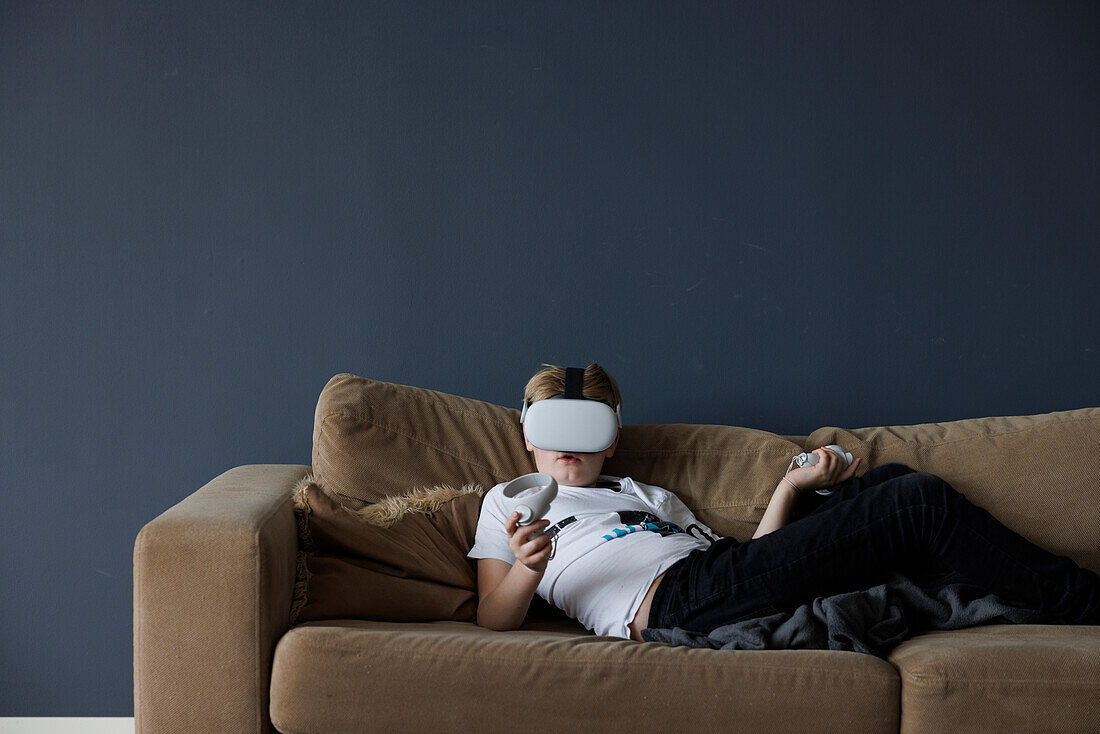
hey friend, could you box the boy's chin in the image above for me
[546,465,599,487]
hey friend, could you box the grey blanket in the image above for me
[640,571,1048,658]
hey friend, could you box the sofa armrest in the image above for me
[134,464,309,734]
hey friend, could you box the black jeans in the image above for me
[649,463,1100,633]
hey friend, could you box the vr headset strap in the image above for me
[563,367,585,399]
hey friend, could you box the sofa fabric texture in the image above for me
[808,412,1100,572]
[134,464,309,734]
[311,373,532,507]
[134,374,1100,733]
[289,477,484,624]
[269,620,901,734]
[889,624,1100,734]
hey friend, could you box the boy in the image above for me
[468,364,1099,641]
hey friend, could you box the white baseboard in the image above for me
[0,719,134,734]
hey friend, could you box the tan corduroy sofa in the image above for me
[134,374,1100,733]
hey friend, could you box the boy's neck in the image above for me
[553,476,620,490]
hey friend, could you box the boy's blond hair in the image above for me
[523,363,622,412]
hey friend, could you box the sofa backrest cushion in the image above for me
[311,374,1099,566]
[312,373,533,506]
[808,407,1100,573]
[311,373,804,540]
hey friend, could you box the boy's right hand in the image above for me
[785,447,862,492]
[506,512,552,574]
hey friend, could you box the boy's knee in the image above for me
[898,471,957,505]
[872,462,916,480]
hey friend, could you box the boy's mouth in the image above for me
[559,454,578,462]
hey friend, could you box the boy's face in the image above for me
[524,426,619,489]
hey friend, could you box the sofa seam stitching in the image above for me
[253,467,309,733]
[284,635,895,678]
[133,529,145,731]
[253,516,263,733]
[614,447,798,454]
[901,674,1099,686]
[813,414,1098,450]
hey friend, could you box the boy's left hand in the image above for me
[784,448,862,493]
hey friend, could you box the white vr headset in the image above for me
[519,366,622,452]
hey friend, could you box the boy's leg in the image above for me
[790,462,917,521]
[652,470,1100,634]
[795,463,953,578]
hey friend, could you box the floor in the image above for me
[0,720,135,733]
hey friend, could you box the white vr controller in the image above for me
[787,444,854,496]
[501,472,559,524]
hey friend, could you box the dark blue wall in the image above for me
[1,0,1097,715]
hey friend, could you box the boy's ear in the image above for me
[522,424,535,452]
[604,430,620,458]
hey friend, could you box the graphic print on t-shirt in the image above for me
[600,510,687,540]
[542,511,689,562]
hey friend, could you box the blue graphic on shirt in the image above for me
[601,511,686,541]
[545,511,691,543]
[541,510,713,563]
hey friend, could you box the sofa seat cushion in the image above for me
[888,624,1100,734]
[270,620,901,734]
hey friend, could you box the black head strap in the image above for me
[563,367,585,399]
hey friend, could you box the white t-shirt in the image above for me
[468,475,716,639]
